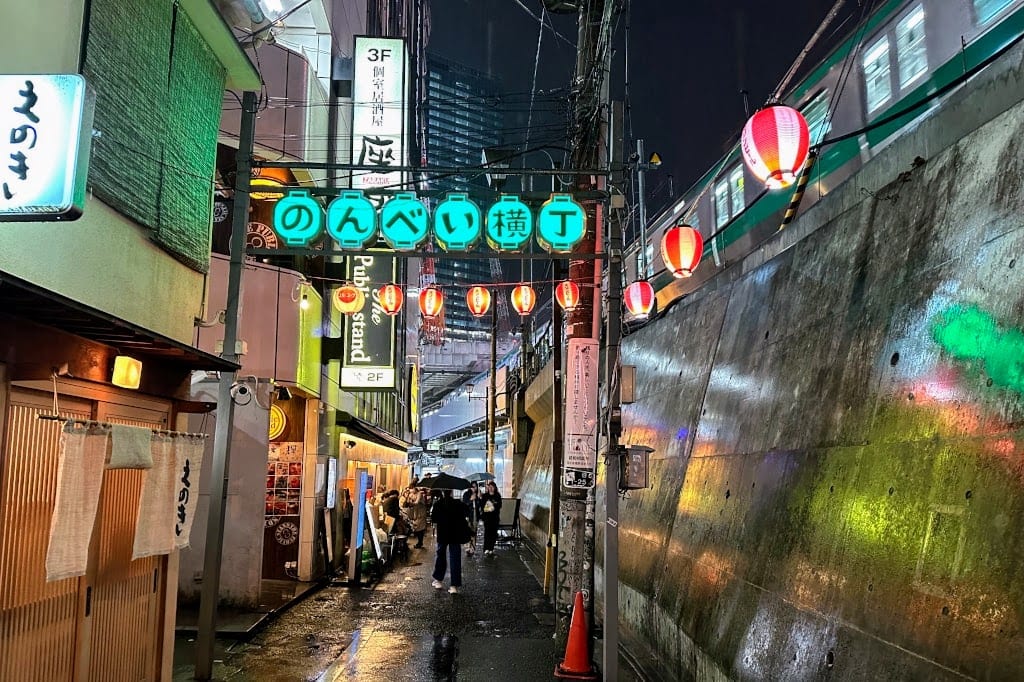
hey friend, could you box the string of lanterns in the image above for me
[621,104,809,319]
[328,105,810,324]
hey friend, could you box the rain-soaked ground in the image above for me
[172,535,635,681]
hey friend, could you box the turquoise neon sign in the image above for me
[380,192,429,250]
[433,192,482,251]
[485,194,533,252]
[273,190,323,246]
[327,190,377,249]
[269,190,586,253]
[537,193,586,253]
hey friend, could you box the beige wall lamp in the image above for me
[111,355,142,389]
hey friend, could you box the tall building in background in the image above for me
[425,53,503,195]
[424,53,508,345]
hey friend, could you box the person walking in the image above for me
[461,482,480,556]
[479,481,502,555]
[404,486,429,548]
[430,489,471,593]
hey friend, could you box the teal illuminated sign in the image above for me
[269,191,587,253]
[273,190,323,246]
[327,190,376,249]
[433,192,482,251]
[537,193,586,253]
[486,194,533,252]
[380,192,429,250]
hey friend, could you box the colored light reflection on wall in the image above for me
[932,304,1024,394]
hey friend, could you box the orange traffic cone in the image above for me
[554,591,598,680]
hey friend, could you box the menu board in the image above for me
[266,442,303,517]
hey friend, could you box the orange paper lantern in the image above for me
[333,284,365,315]
[466,286,492,317]
[740,104,810,190]
[624,280,655,319]
[661,225,704,278]
[554,280,580,312]
[418,287,444,318]
[510,284,536,316]
[377,283,403,316]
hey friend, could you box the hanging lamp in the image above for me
[624,280,655,319]
[418,286,444,318]
[554,280,581,312]
[740,104,810,190]
[510,284,536,316]
[466,286,491,318]
[661,225,704,278]
[377,283,403,316]
[333,284,365,315]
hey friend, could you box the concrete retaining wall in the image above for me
[520,40,1024,682]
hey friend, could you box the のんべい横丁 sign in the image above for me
[270,190,585,254]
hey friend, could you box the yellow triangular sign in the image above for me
[649,152,662,166]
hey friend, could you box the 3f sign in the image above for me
[367,48,392,61]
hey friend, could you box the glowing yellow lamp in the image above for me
[112,355,142,389]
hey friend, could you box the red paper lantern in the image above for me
[624,280,655,319]
[466,286,491,317]
[661,225,704,278]
[740,104,810,190]
[418,287,444,318]
[377,283,403,316]
[554,280,580,312]
[510,284,536,316]
[333,284,365,315]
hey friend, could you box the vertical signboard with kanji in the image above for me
[351,37,408,196]
[341,254,397,389]
[0,74,93,221]
[563,338,600,488]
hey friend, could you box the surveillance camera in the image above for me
[230,382,251,400]
[344,440,356,449]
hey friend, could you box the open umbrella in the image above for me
[420,472,471,490]
[466,472,495,482]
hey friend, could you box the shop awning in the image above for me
[0,271,239,372]
[336,411,412,452]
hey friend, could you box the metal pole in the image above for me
[545,260,564,597]
[602,200,625,682]
[636,138,648,278]
[487,294,497,476]
[194,90,257,680]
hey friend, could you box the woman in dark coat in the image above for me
[479,481,502,556]
[430,490,469,593]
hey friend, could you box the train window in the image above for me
[863,36,892,113]
[714,165,745,228]
[974,0,1014,24]
[801,90,832,145]
[896,6,927,88]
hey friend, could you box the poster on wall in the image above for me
[266,442,303,517]
[351,36,408,196]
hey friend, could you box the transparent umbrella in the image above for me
[466,472,495,482]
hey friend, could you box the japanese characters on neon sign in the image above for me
[271,190,585,254]
[0,74,93,221]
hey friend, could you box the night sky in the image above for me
[428,0,859,215]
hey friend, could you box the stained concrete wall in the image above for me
[519,39,1024,682]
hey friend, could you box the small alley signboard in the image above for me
[271,189,586,255]
[564,338,599,488]
[341,254,397,390]
[0,74,93,221]
[352,36,407,194]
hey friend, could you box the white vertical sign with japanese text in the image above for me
[563,338,599,488]
[351,37,407,194]
[0,74,92,221]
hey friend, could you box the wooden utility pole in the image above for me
[557,0,619,647]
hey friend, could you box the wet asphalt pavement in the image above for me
[173,536,567,681]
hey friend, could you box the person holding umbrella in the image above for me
[424,473,473,593]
